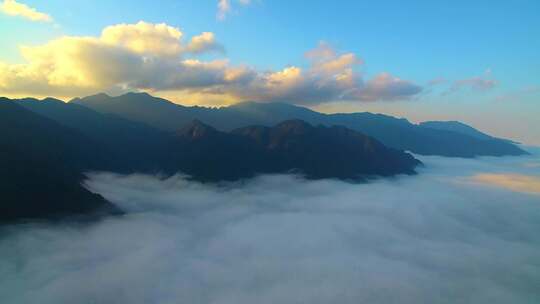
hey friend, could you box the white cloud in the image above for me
[354,73,423,101]
[1,152,540,303]
[217,0,253,20]
[186,32,225,54]
[0,22,421,104]
[101,21,183,56]
[0,22,229,97]
[229,43,420,104]
[0,0,52,22]
[217,0,231,20]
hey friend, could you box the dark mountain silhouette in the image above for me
[166,119,420,181]
[166,120,267,181]
[232,120,421,179]
[16,97,172,173]
[71,92,206,131]
[2,97,422,221]
[0,99,119,222]
[73,92,527,157]
[177,119,222,139]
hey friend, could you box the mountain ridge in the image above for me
[1,97,423,221]
[171,119,421,180]
[72,92,527,157]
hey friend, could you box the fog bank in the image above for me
[1,149,540,304]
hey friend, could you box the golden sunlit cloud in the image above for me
[470,173,540,195]
[0,21,228,99]
[1,0,52,22]
[101,21,183,56]
[186,32,224,54]
[0,21,421,105]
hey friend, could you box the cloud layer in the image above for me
[0,22,421,105]
[0,0,52,22]
[1,151,539,303]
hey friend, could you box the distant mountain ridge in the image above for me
[419,121,518,144]
[73,92,527,157]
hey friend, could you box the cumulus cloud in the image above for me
[0,22,421,104]
[1,151,540,303]
[0,36,142,96]
[0,0,52,22]
[186,32,225,54]
[354,73,423,101]
[101,22,184,56]
[228,43,421,104]
[0,21,228,97]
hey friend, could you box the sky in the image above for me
[0,0,539,144]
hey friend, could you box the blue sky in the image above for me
[1,0,539,143]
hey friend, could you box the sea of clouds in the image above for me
[1,148,540,304]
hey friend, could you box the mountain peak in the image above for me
[230,101,306,111]
[122,91,152,98]
[419,120,495,141]
[88,92,111,99]
[117,91,175,105]
[177,119,219,139]
[274,119,313,134]
[41,97,65,104]
[70,93,111,104]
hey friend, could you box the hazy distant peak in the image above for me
[86,92,111,100]
[40,97,65,104]
[177,119,219,139]
[274,119,313,134]
[421,120,469,128]
[94,92,112,98]
[229,100,258,107]
[122,91,153,98]
[230,100,306,110]
[419,120,494,141]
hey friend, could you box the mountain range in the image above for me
[73,92,527,157]
[0,92,527,222]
